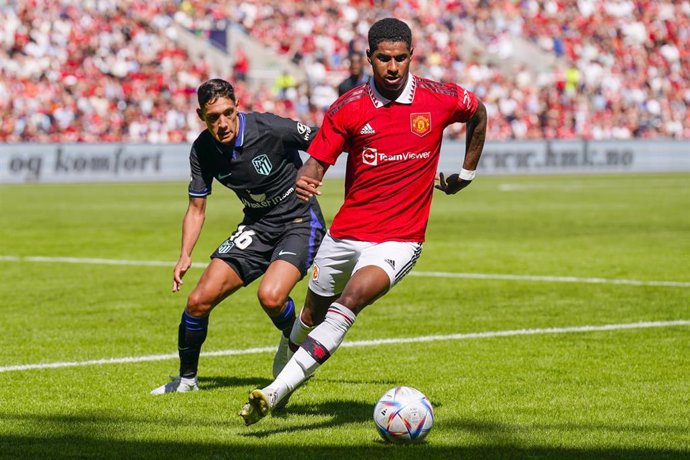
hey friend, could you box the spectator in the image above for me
[336,53,367,96]
[233,47,249,82]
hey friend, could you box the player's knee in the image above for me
[337,270,389,314]
[333,293,364,315]
[186,291,212,317]
[303,289,336,325]
[257,287,286,313]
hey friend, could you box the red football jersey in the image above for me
[308,75,479,242]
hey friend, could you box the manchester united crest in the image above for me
[410,113,431,137]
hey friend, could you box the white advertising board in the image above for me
[0,140,688,184]
[0,144,189,183]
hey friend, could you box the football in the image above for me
[373,386,434,443]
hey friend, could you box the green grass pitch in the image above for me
[0,173,688,459]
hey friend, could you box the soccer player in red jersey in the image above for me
[240,18,487,425]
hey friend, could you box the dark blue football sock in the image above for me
[178,310,209,379]
[271,297,296,338]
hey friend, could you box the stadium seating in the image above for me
[1,0,688,142]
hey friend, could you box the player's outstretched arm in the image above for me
[296,157,329,202]
[173,197,206,292]
[436,100,488,195]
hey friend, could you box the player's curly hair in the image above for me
[197,79,236,108]
[368,18,412,51]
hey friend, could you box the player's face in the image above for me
[367,41,413,100]
[198,97,239,145]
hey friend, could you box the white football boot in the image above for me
[150,376,199,395]
[272,335,292,379]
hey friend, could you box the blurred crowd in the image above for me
[1,0,688,143]
[0,0,206,143]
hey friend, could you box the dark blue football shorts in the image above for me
[210,211,325,285]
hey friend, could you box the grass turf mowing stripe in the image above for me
[1,320,687,374]
[2,255,689,288]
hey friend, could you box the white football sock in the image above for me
[266,303,356,401]
[288,308,315,352]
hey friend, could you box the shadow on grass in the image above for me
[1,432,687,460]
[197,375,273,391]
[1,412,687,459]
[247,398,443,437]
[243,399,373,437]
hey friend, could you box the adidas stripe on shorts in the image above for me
[308,231,423,297]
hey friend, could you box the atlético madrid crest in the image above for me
[410,112,431,137]
[252,154,272,175]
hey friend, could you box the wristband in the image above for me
[459,168,476,181]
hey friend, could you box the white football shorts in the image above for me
[308,232,423,297]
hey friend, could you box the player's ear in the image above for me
[409,47,414,58]
[366,49,372,64]
[196,108,205,122]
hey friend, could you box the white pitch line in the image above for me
[407,271,690,288]
[1,320,687,374]
[0,255,175,268]
[2,255,689,288]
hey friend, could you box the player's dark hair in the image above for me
[197,79,236,108]
[368,18,412,52]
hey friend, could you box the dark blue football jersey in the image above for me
[188,112,318,223]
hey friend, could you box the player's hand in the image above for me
[296,175,322,202]
[172,255,192,292]
[435,172,471,195]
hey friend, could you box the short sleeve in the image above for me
[188,143,213,197]
[306,110,347,165]
[450,85,479,124]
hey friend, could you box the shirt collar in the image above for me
[234,112,246,149]
[367,74,416,108]
[230,112,246,159]
[211,112,246,159]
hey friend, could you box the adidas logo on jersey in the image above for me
[385,259,396,269]
[360,123,375,135]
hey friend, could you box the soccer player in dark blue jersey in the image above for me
[152,79,326,395]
